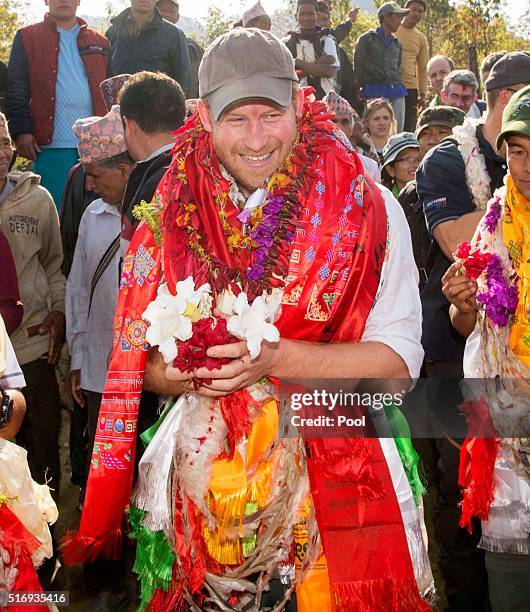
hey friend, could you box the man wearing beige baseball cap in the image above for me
[69,27,432,612]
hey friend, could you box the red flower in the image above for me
[173,318,239,388]
[455,241,492,280]
[455,241,471,259]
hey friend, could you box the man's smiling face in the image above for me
[199,94,301,196]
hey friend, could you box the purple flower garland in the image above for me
[476,254,518,327]
[246,195,287,282]
[484,196,502,234]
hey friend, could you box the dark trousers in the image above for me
[404,88,419,133]
[18,357,61,500]
[422,359,490,611]
[69,399,88,487]
[85,390,102,477]
[486,551,530,612]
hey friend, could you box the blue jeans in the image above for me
[34,148,79,212]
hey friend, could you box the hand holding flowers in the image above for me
[143,277,282,394]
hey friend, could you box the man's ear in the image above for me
[119,163,132,180]
[440,90,448,104]
[498,88,515,112]
[295,87,305,119]
[197,99,214,133]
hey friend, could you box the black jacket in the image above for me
[0,60,7,113]
[106,8,191,96]
[60,163,98,278]
[354,29,402,87]
[120,149,173,245]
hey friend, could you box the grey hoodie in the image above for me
[0,171,65,365]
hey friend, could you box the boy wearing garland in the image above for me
[415,51,530,609]
[442,85,530,612]
[64,28,432,610]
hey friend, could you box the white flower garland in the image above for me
[452,118,492,211]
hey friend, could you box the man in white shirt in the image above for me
[67,105,134,454]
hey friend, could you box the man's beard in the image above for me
[214,136,296,195]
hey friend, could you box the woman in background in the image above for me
[381,132,421,197]
[362,98,397,164]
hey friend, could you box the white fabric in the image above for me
[134,396,185,534]
[0,328,25,390]
[66,198,120,393]
[0,438,58,567]
[359,153,381,183]
[295,35,339,95]
[362,186,424,379]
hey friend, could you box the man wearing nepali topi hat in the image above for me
[66,105,135,479]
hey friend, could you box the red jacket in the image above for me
[6,14,109,145]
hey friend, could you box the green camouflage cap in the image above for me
[497,84,530,149]
[415,105,465,138]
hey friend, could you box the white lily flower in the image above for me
[174,277,211,308]
[227,292,282,359]
[216,287,237,317]
[143,278,208,364]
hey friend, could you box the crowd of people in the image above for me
[0,0,529,610]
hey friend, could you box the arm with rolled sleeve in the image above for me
[65,215,89,374]
[38,192,66,313]
[361,186,424,379]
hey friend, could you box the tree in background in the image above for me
[203,5,234,46]
[0,0,26,63]
[435,0,529,77]
[329,0,377,60]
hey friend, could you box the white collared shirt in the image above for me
[66,199,121,393]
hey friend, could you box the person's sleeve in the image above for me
[0,329,25,389]
[417,33,429,98]
[38,191,66,313]
[416,144,475,236]
[353,34,367,88]
[6,31,32,138]
[362,187,424,379]
[331,20,352,44]
[0,230,23,335]
[171,28,191,97]
[65,214,89,372]
[361,156,381,183]
[322,36,340,69]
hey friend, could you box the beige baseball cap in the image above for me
[199,28,298,121]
